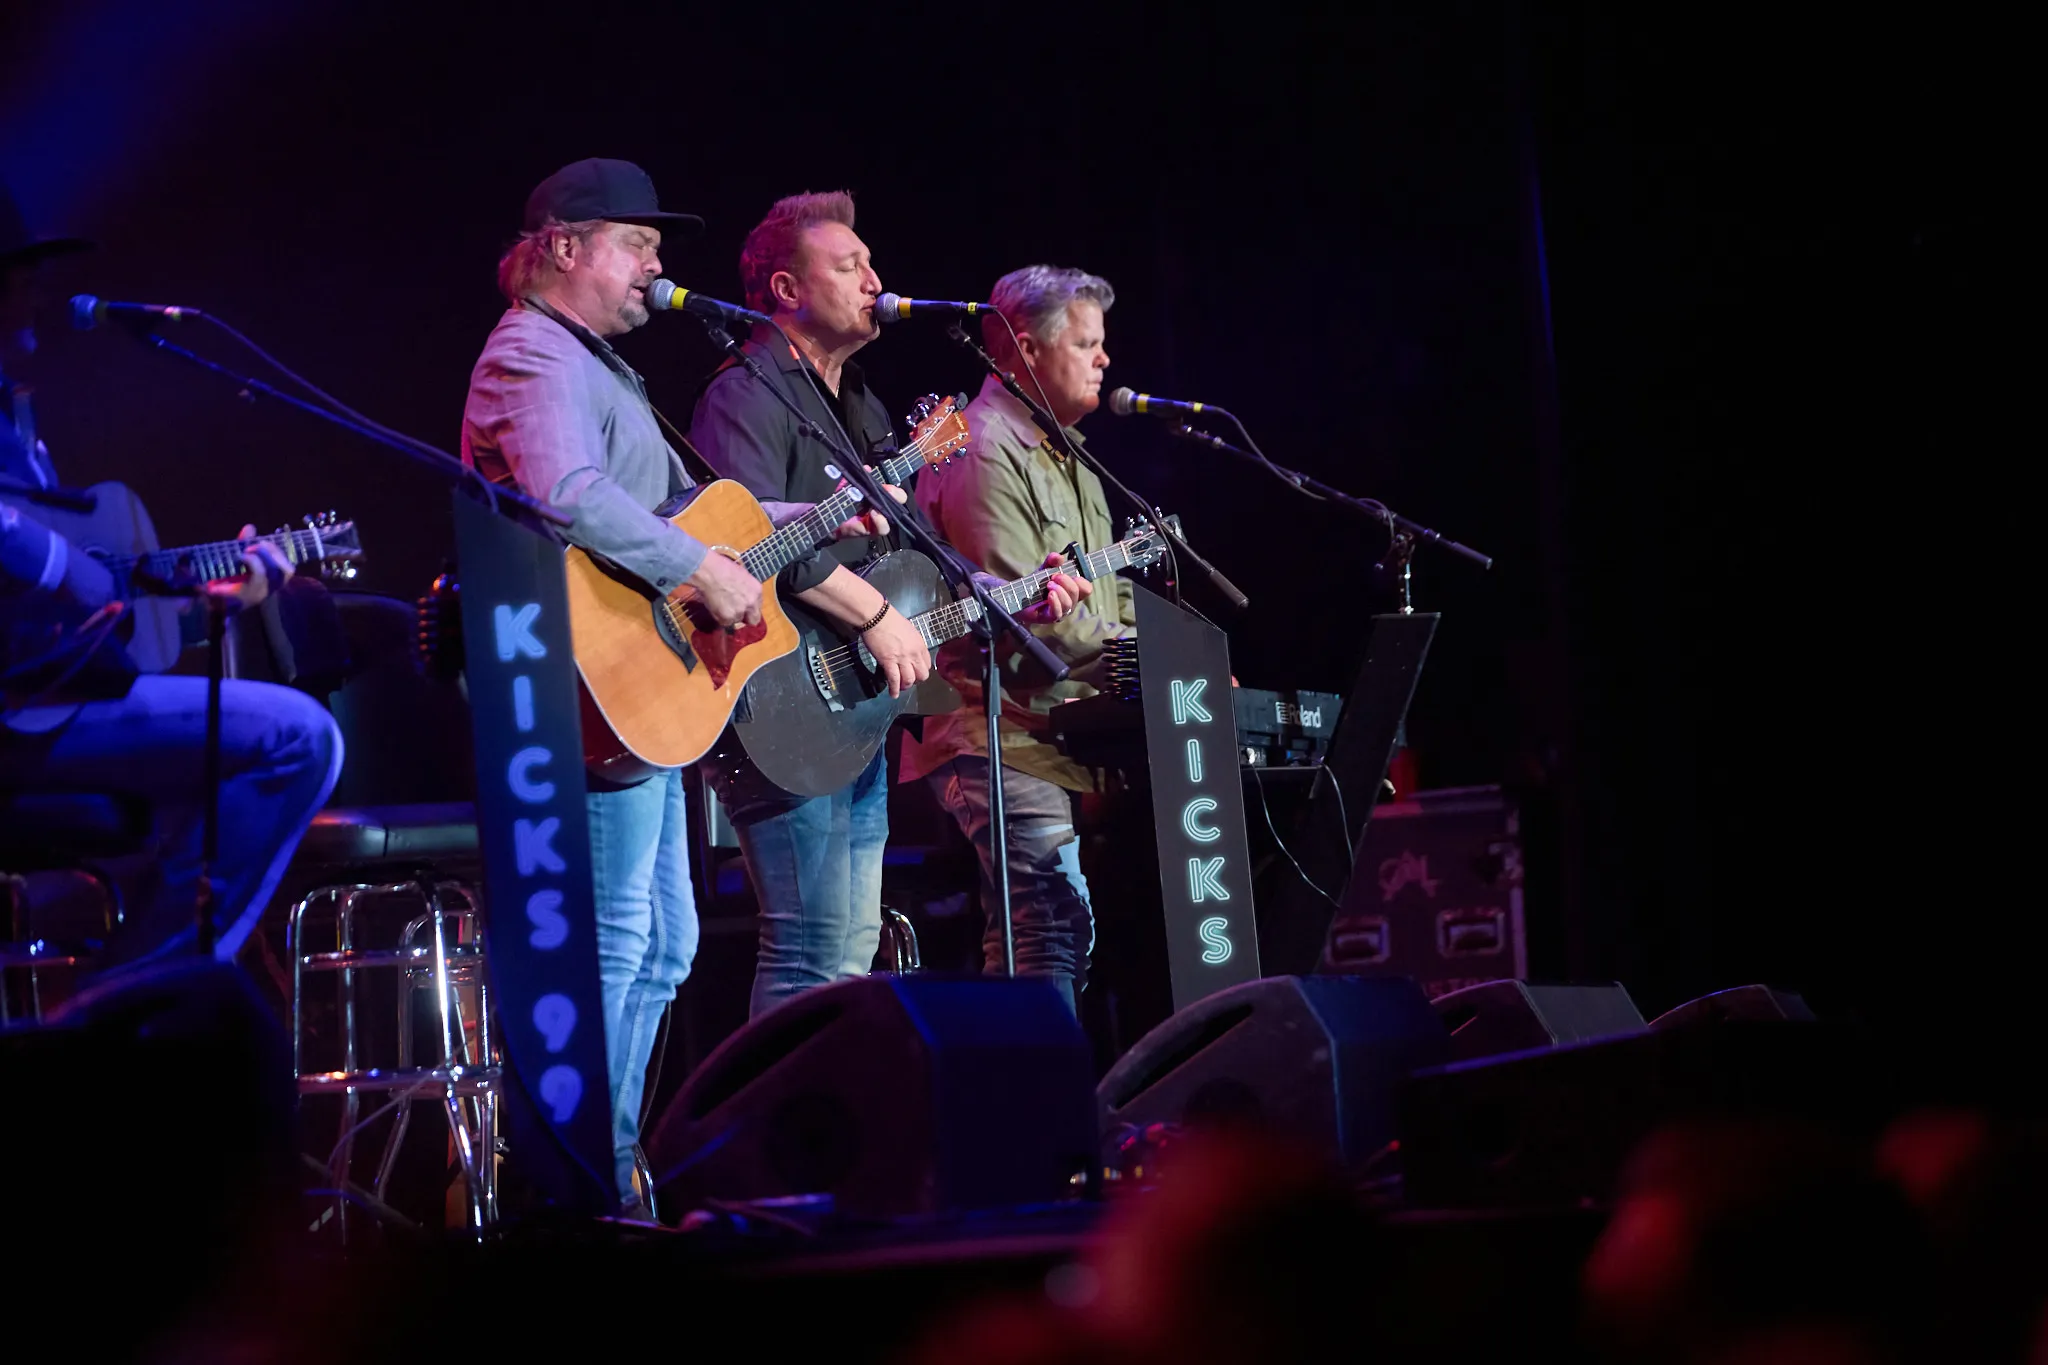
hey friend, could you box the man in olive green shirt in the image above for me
[901,265,1132,1010]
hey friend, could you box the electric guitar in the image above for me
[570,395,971,782]
[0,480,363,672]
[722,518,1173,797]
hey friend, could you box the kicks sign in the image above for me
[1130,584,1261,1008]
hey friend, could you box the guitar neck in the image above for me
[738,443,930,583]
[112,526,336,585]
[911,539,1139,649]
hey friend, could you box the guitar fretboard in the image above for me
[736,434,942,583]
[812,536,1146,693]
[912,539,1139,648]
[110,526,343,585]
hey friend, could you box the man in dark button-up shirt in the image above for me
[691,323,897,597]
[690,189,936,1017]
[693,192,1085,1019]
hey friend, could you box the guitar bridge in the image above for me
[808,645,845,712]
[649,597,699,674]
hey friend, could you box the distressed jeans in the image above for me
[586,767,698,1204]
[713,746,888,1019]
[0,675,343,968]
[926,755,1094,1013]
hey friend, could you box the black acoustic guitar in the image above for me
[723,520,1172,798]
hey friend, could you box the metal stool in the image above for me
[879,906,922,974]
[0,791,142,1022]
[286,804,498,1234]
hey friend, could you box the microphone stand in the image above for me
[135,333,572,530]
[698,319,1069,977]
[944,324,1249,611]
[1169,424,1492,612]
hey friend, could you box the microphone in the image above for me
[872,292,997,323]
[1107,387,1221,418]
[70,295,204,330]
[644,279,770,326]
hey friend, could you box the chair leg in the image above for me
[292,873,499,1232]
[374,908,430,1201]
[425,880,493,1234]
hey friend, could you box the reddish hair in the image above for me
[738,190,856,314]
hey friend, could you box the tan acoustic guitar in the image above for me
[568,394,970,782]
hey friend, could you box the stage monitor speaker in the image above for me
[1096,975,1449,1168]
[1399,1023,1871,1208]
[1650,983,1815,1028]
[2,960,294,1346]
[645,975,1097,1219]
[1430,979,1645,1062]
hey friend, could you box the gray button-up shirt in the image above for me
[461,304,708,594]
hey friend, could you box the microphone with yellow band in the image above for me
[644,279,770,326]
[1106,387,1221,418]
[871,292,997,323]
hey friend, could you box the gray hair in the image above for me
[496,217,606,304]
[984,264,1114,359]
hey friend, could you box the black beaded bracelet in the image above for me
[856,603,891,634]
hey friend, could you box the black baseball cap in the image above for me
[523,158,704,237]
[1,182,91,274]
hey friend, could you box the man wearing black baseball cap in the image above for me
[462,159,894,1214]
[2,183,91,488]
[4,182,344,974]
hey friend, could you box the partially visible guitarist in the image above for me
[901,265,1130,1014]
[1,184,343,972]
[689,192,1087,1019]
[460,161,891,1210]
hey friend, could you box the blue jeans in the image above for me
[712,747,888,1018]
[0,675,343,968]
[586,767,698,1204]
[926,756,1094,1013]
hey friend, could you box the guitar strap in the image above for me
[519,296,721,489]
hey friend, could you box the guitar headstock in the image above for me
[1123,513,1182,576]
[1119,517,1172,574]
[274,511,365,582]
[904,392,971,472]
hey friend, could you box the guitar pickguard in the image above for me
[687,615,768,691]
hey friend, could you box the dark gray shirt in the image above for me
[688,325,898,596]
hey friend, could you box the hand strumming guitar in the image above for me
[861,605,931,699]
[680,551,764,630]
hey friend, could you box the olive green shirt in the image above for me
[900,375,1137,792]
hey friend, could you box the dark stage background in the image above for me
[2,6,2007,1041]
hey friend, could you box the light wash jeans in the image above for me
[586,767,698,1204]
[926,755,1094,1013]
[711,747,888,1019]
[0,675,343,968]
